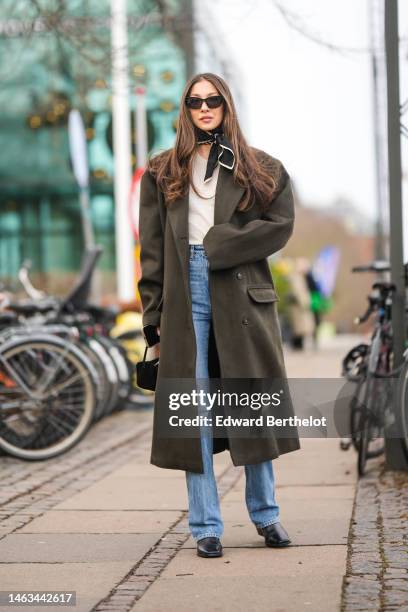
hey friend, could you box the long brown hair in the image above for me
[146,72,282,212]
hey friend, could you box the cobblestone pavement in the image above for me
[93,465,243,611]
[1,336,407,611]
[342,457,408,611]
[0,409,243,611]
[0,411,152,539]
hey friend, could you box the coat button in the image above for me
[242,317,249,325]
[236,272,243,280]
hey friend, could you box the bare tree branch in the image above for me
[271,0,375,55]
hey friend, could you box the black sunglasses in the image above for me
[185,95,224,110]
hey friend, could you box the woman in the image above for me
[138,72,300,558]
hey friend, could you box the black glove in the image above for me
[143,324,160,347]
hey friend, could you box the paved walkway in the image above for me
[0,335,405,611]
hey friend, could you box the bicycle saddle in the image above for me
[9,298,59,316]
[0,312,18,325]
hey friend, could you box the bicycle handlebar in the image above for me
[354,304,373,325]
[354,288,393,325]
[351,260,390,273]
[18,264,46,300]
[351,260,408,285]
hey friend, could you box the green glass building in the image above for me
[0,0,192,292]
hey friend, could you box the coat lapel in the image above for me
[167,165,245,289]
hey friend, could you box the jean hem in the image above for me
[256,518,281,529]
[194,532,222,542]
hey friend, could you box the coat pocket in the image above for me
[247,285,279,303]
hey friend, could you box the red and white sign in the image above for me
[128,166,145,241]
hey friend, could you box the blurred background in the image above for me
[0,0,407,345]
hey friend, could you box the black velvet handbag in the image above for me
[136,345,159,391]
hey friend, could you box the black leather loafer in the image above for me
[196,536,223,558]
[256,522,291,547]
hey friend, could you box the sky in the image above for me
[195,0,408,255]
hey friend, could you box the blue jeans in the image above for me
[185,244,280,542]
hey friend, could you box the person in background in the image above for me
[304,264,324,348]
[286,257,315,350]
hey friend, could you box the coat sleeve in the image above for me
[138,169,164,335]
[202,162,295,271]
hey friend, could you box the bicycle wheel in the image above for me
[95,336,127,415]
[366,375,386,458]
[80,340,114,420]
[350,376,366,452]
[346,378,383,459]
[0,335,97,460]
[396,357,408,457]
[105,340,132,412]
[87,337,119,419]
[357,408,370,477]
[102,336,156,411]
[357,376,385,476]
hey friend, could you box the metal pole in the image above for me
[368,0,386,261]
[111,0,135,301]
[384,0,407,469]
[68,109,95,250]
[79,187,95,249]
[135,86,148,168]
[177,0,195,77]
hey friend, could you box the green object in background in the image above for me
[269,260,291,314]
[316,321,336,340]
[310,291,332,314]
[321,295,333,314]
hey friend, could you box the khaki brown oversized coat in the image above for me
[138,147,301,473]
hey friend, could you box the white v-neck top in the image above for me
[188,152,220,245]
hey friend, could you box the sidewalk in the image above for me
[128,437,355,612]
[0,335,389,611]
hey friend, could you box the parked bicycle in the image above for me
[340,260,408,476]
[15,248,153,413]
[0,323,97,460]
[0,247,153,460]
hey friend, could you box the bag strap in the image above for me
[142,345,148,362]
